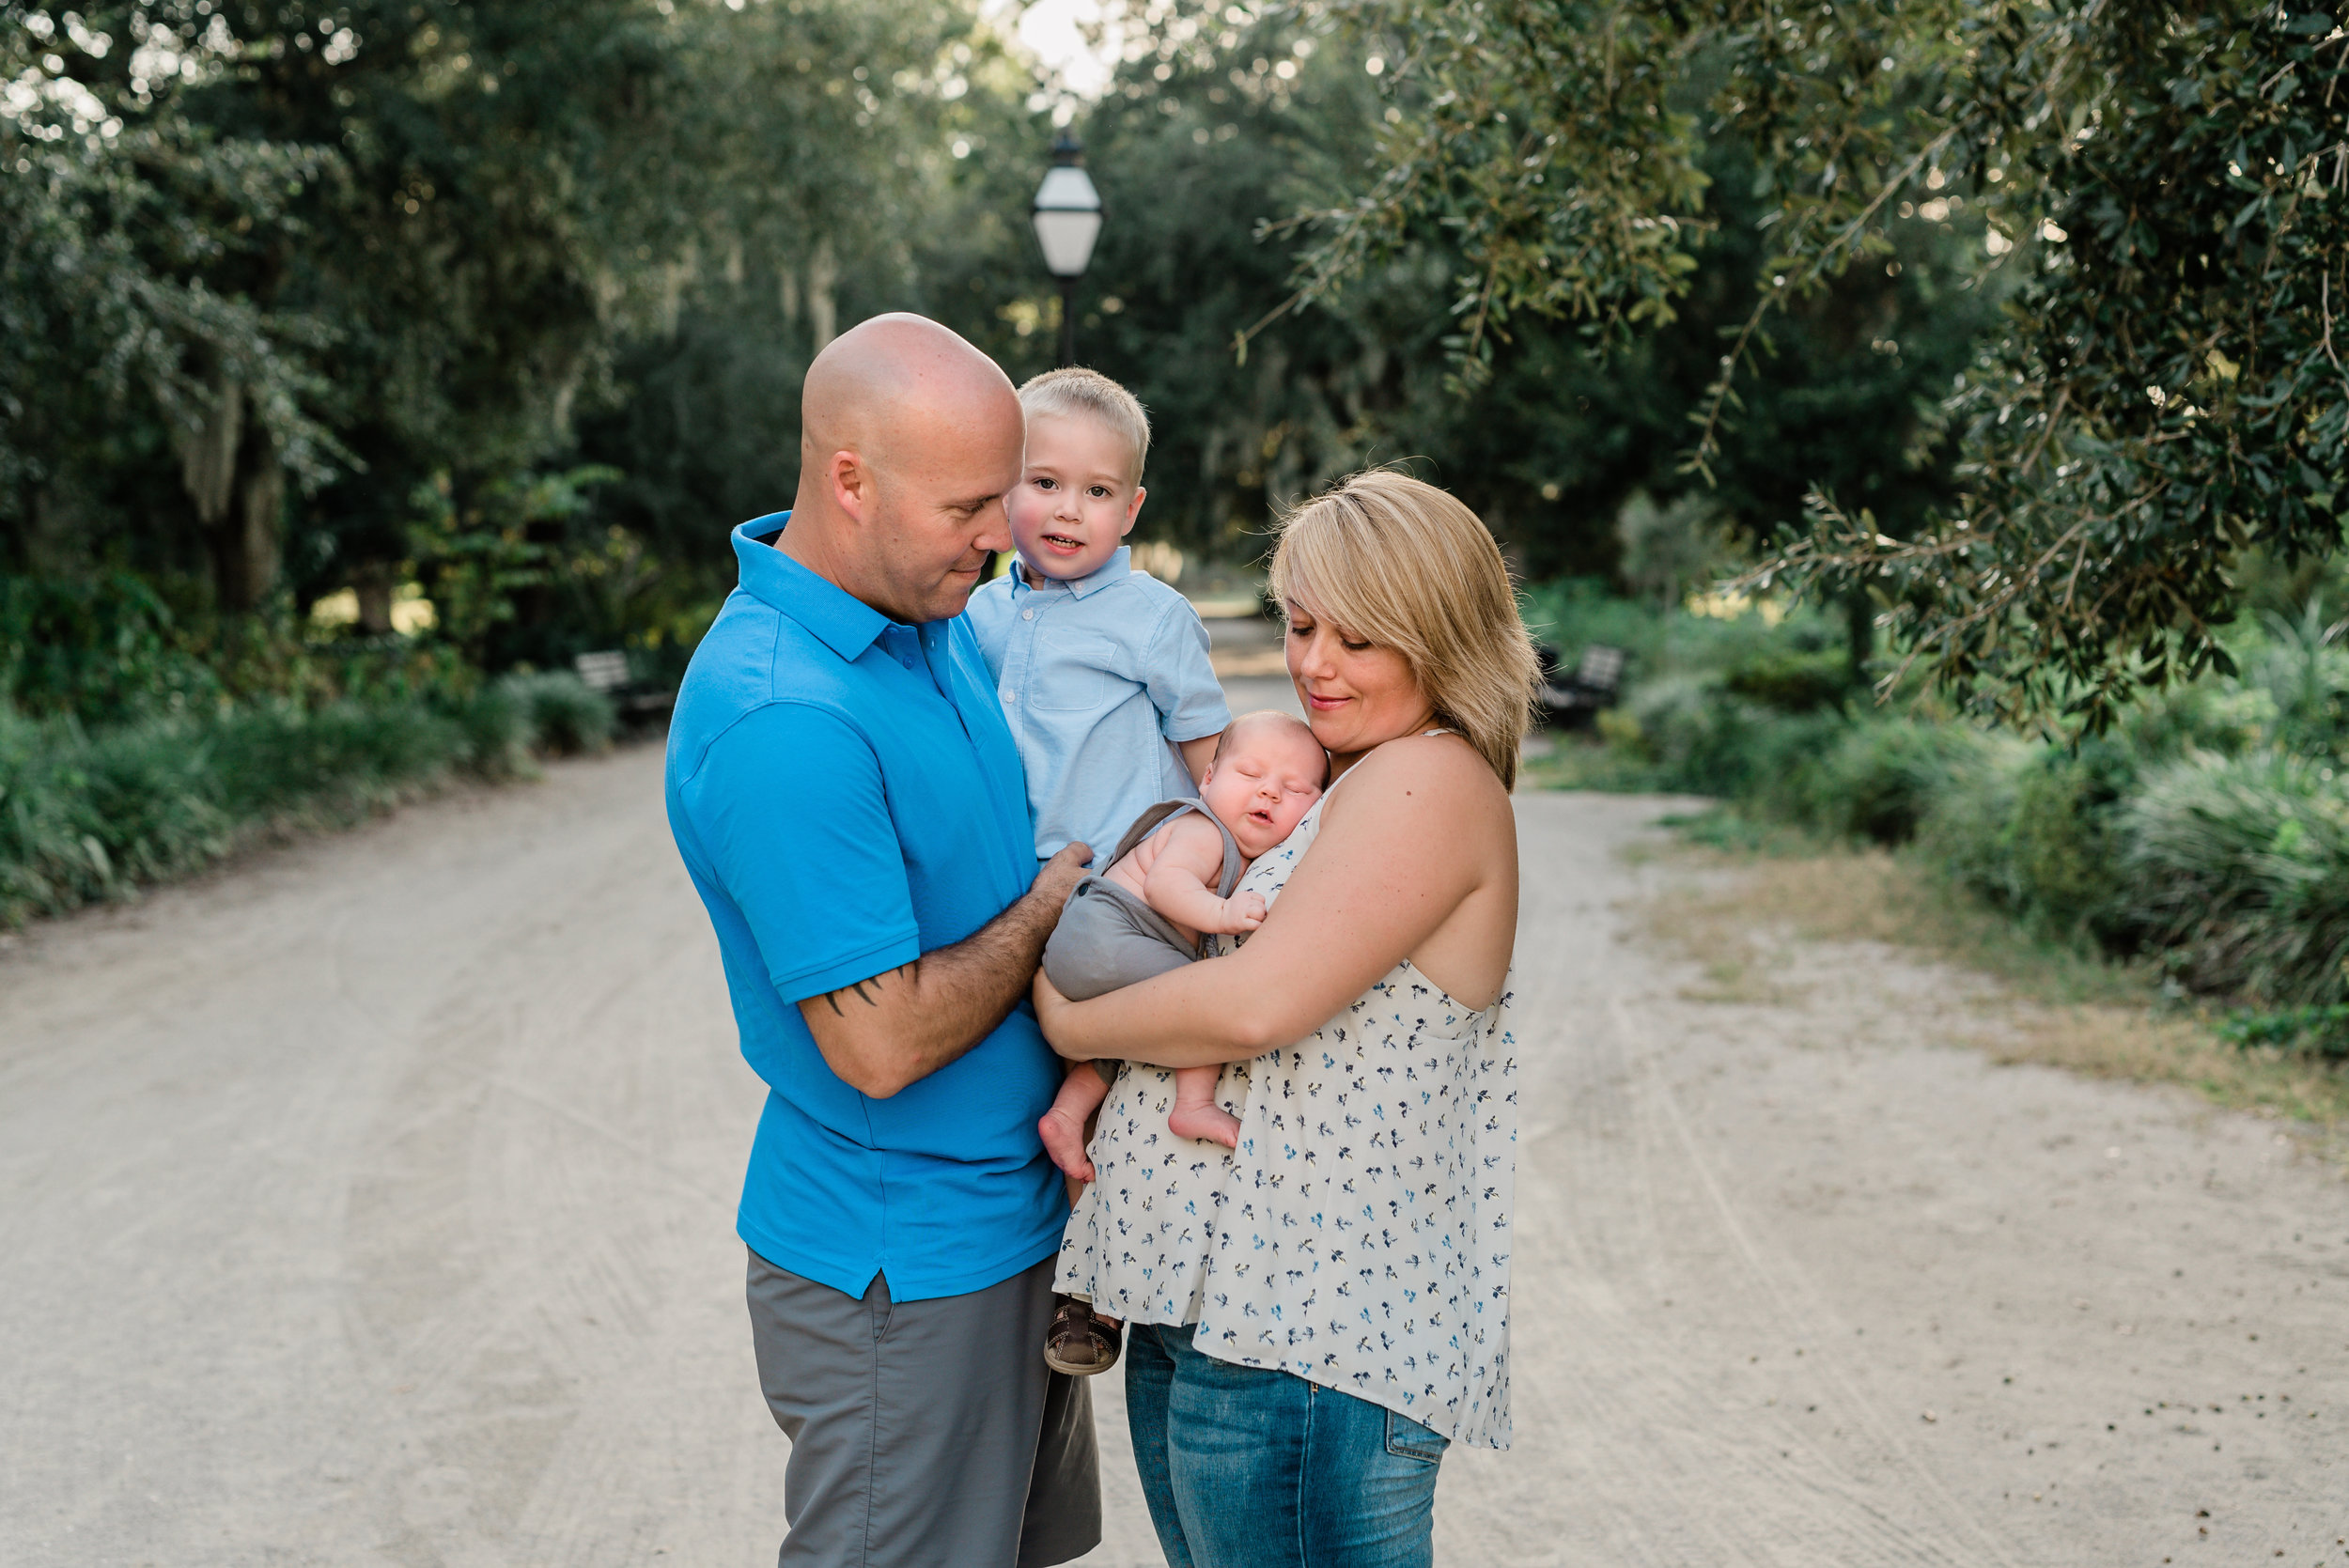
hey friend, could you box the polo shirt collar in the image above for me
[1014,545,1132,601]
[732,514,890,661]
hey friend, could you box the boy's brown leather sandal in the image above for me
[1043,1299,1122,1376]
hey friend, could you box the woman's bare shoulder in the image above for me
[1316,733,1514,864]
[1331,731,1511,811]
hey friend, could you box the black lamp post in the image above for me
[1031,130,1103,368]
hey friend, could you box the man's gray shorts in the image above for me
[746,1250,1100,1567]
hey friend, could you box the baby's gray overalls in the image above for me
[1042,801,1244,1086]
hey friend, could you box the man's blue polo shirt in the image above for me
[663,515,1065,1303]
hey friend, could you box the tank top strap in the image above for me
[1320,726,1461,803]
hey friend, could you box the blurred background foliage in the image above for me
[2,0,2006,721]
[6,0,2349,1055]
[1289,1,2347,726]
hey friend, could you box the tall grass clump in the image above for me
[2118,753,2349,1008]
[0,705,229,915]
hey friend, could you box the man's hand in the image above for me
[796,842,1091,1097]
[1034,841,1093,906]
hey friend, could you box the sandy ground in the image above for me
[3,714,2345,1564]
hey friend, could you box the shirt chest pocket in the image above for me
[1032,629,1124,712]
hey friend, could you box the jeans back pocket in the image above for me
[1383,1407,1448,1463]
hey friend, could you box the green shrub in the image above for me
[448,684,535,780]
[1721,711,1848,812]
[69,718,239,888]
[1615,691,1984,848]
[1722,646,1854,713]
[497,670,616,756]
[2121,680,2279,759]
[2118,753,2349,1006]
[1526,576,2349,1022]
[0,572,223,725]
[0,706,240,919]
[1921,743,2130,938]
[1,707,108,914]
[208,703,463,817]
[2006,763,2116,932]
[0,683,611,926]
[1518,581,1843,685]
[1520,578,1673,672]
[2217,1004,2349,1062]
[1791,720,1991,844]
[2245,600,2349,754]
[1615,490,1731,611]
[1619,674,1774,795]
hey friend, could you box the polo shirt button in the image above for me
[1021,609,1034,620]
[901,655,915,668]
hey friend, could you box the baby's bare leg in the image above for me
[1166,1064,1239,1148]
[1039,1061,1112,1182]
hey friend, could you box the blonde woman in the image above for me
[1034,470,1538,1567]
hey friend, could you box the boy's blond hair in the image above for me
[1018,367,1150,485]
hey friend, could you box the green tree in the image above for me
[1011,9,1405,551]
[998,0,1992,619]
[3,0,998,664]
[1282,1,2349,724]
[568,0,1030,664]
[1,5,338,599]
[2,1,704,617]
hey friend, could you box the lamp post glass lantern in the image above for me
[1032,131,1101,367]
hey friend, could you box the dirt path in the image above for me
[2,752,2342,1566]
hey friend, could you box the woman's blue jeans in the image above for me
[1123,1321,1448,1568]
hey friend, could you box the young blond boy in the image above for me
[966,369,1240,1377]
[965,368,1231,868]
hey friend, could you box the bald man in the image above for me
[665,315,1101,1566]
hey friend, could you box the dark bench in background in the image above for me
[1536,643,1626,729]
[573,650,676,721]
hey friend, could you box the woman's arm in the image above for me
[1034,736,1510,1067]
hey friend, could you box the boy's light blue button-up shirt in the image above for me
[965,546,1231,860]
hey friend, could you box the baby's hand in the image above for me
[1206,891,1268,934]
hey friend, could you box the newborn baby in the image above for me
[1036,710,1329,1177]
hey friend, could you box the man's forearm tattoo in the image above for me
[817,963,914,1017]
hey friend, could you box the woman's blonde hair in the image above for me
[1268,469,1542,788]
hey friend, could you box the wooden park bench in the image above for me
[1537,643,1626,728]
[572,650,675,720]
